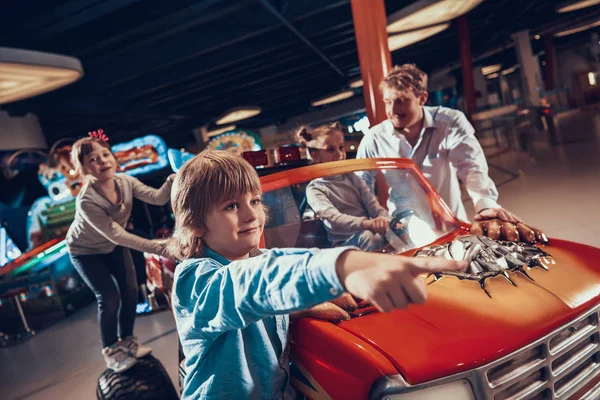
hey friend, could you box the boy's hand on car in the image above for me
[336,251,467,313]
[329,292,359,311]
[472,208,548,244]
[363,216,390,234]
[291,293,358,323]
[290,302,351,323]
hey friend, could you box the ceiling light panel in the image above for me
[556,0,600,13]
[0,47,83,105]
[501,66,519,75]
[207,125,237,137]
[388,23,449,52]
[311,91,355,107]
[216,107,261,125]
[387,0,484,33]
[554,19,600,37]
[349,79,364,88]
[481,64,503,75]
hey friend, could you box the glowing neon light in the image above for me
[111,135,169,177]
[168,148,195,172]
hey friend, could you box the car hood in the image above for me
[337,238,600,384]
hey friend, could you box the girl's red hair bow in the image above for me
[88,129,109,141]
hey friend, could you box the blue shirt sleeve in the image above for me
[173,247,352,339]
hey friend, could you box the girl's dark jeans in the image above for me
[70,246,138,348]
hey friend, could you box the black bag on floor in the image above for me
[96,355,178,400]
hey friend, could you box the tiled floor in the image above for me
[466,134,600,249]
[1,306,180,400]
[2,120,600,399]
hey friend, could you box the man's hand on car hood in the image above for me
[472,208,548,244]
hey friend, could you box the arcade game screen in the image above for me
[0,225,22,268]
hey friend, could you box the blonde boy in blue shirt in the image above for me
[168,150,465,399]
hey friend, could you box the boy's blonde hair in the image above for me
[70,137,114,176]
[295,122,343,154]
[167,150,263,260]
[380,64,428,96]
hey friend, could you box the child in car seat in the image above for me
[297,123,390,251]
[168,149,465,399]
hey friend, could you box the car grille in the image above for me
[480,307,600,399]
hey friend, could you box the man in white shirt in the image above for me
[357,64,546,243]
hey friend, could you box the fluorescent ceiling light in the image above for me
[501,65,519,75]
[388,23,449,52]
[590,72,597,86]
[0,47,83,105]
[207,125,236,137]
[387,0,484,33]
[556,0,600,13]
[554,19,600,37]
[216,107,261,125]
[311,91,354,107]
[481,64,503,75]
[349,78,363,88]
[0,81,20,89]
[486,73,500,79]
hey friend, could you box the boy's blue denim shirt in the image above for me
[172,245,353,400]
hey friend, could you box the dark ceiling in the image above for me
[1,0,599,147]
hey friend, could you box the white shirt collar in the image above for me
[423,106,437,130]
[391,106,437,139]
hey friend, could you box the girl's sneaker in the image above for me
[102,344,137,373]
[120,336,152,358]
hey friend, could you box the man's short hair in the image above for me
[381,64,428,96]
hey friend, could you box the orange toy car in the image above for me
[146,158,600,399]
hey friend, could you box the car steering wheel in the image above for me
[389,209,416,237]
[385,209,426,252]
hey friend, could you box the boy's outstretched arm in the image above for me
[336,251,466,312]
[174,247,354,337]
[174,248,465,338]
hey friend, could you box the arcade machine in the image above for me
[0,147,88,345]
[0,133,187,344]
[205,127,310,174]
[0,225,21,267]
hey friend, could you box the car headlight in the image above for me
[382,379,475,400]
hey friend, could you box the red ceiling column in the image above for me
[456,14,476,121]
[350,0,392,126]
[544,34,555,91]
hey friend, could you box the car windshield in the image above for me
[261,162,461,254]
